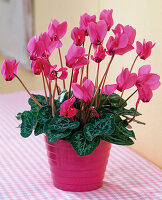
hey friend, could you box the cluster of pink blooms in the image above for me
[1,9,160,120]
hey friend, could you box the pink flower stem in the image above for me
[128,102,139,123]
[86,43,92,79]
[100,94,111,107]
[97,55,115,108]
[95,63,100,107]
[14,73,42,108]
[68,68,74,99]
[80,68,84,86]
[130,54,139,73]
[56,84,61,96]
[48,80,52,106]
[119,89,138,108]
[119,55,139,104]
[52,80,57,117]
[90,55,114,108]
[95,62,100,88]
[80,42,85,85]
[82,103,90,125]
[42,72,49,105]
[79,100,83,121]
[45,77,52,105]
[58,48,66,89]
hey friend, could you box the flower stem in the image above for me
[80,42,85,85]
[52,80,57,117]
[100,94,111,107]
[130,54,139,73]
[90,55,114,108]
[119,89,138,108]
[14,74,42,107]
[48,80,52,106]
[86,43,92,79]
[95,63,100,107]
[58,48,66,89]
[119,55,139,104]
[97,55,115,108]
[80,68,84,85]
[128,102,139,123]
[42,72,49,105]
[68,68,74,99]
[95,63,100,88]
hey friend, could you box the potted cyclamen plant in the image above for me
[1,9,161,192]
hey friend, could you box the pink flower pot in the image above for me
[45,137,111,192]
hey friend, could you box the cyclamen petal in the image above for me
[79,13,96,35]
[99,9,114,31]
[60,97,77,118]
[65,44,89,69]
[138,65,151,76]
[106,24,136,56]
[48,19,67,48]
[1,59,19,81]
[27,36,45,59]
[57,68,68,80]
[136,39,155,60]
[102,84,117,95]
[72,77,94,103]
[72,69,79,83]
[88,20,107,46]
[136,65,160,103]
[91,45,106,63]
[71,27,85,46]
[116,68,137,92]
[31,60,43,75]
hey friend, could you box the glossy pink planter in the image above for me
[45,137,111,192]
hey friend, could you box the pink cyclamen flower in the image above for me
[136,39,155,60]
[106,24,136,55]
[136,65,160,105]
[79,13,96,35]
[116,68,137,92]
[72,69,79,83]
[39,32,56,57]
[71,27,85,46]
[48,19,67,48]
[88,20,107,46]
[27,33,56,60]
[91,45,106,63]
[27,35,45,60]
[99,9,114,31]
[1,59,19,81]
[102,84,117,95]
[60,97,77,118]
[65,44,89,69]
[72,77,95,103]
[47,64,68,81]
[31,59,43,75]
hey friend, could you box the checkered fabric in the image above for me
[0,91,162,200]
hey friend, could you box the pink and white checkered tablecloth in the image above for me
[0,91,162,200]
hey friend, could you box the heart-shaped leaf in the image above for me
[71,131,100,156]
[38,106,52,124]
[117,121,136,139]
[48,116,80,132]
[20,111,37,138]
[28,94,49,112]
[34,123,44,136]
[84,113,115,141]
[46,129,72,143]
[102,129,134,145]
